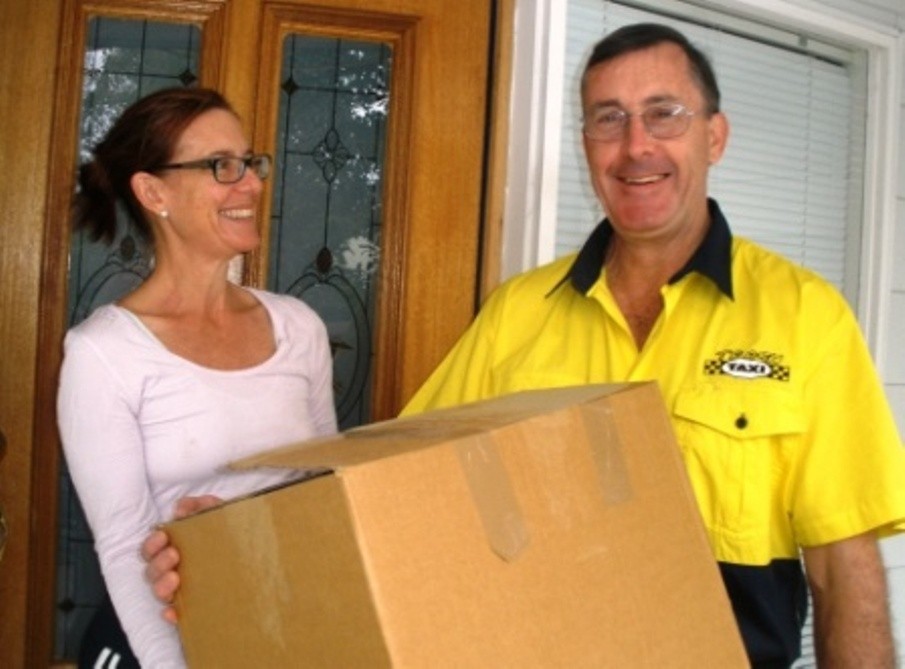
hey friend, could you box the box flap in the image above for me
[230,382,638,473]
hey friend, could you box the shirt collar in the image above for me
[554,198,734,299]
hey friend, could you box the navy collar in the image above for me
[555,198,734,299]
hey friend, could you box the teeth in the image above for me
[221,209,254,219]
[624,175,663,184]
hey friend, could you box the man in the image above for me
[145,23,905,668]
[399,23,905,669]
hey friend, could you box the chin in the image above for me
[613,197,676,224]
[611,202,670,229]
[227,236,261,255]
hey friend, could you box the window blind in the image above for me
[557,0,866,304]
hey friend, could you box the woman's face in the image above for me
[154,108,265,260]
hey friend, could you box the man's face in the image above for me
[581,42,728,243]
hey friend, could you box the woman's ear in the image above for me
[131,171,168,215]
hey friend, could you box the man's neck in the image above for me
[604,217,710,348]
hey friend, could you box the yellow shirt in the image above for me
[404,204,905,568]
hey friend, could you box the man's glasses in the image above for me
[153,154,272,184]
[582,103,698,142]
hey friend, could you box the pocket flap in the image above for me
[673,382,805,439]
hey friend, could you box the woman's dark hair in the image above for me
[72,86,235,244]
[582,23,721,115]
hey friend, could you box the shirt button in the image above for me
[735,414,748,430]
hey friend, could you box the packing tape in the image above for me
[581,403,632,506]
[456,435,529,562]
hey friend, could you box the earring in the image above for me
[159,210,169,219]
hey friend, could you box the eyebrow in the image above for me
[208,149,253,157]
[585,93,683,110]
[172,149,253,161]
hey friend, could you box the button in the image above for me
[735,414,748,430]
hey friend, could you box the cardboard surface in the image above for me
[167,382,748,667]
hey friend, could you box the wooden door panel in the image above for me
[0,4,62,666]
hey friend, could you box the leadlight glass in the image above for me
[269,35,391,430]
[57,16,201,660]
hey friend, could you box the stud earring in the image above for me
[159,210,169,219]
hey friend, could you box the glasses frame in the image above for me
[152,153,272,184]
[582,103,699,143]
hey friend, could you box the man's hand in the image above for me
[142,495,222,624]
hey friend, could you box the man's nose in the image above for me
[622,114,655,156]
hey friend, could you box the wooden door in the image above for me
[0,0,510,665]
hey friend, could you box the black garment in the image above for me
[556,197,734,298]
[720,560,809,668]
[78,595,141,669]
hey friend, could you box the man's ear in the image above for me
[708,112,730,165]
[131,171,167,214]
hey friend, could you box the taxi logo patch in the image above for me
[704,349,790,381]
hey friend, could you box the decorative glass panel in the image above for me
[56,16,201,660]
[269,35,391,430]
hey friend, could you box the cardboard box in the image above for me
[167,382,747,667]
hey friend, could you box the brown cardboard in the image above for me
[166,382,748,667]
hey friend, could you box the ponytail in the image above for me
[72,160,119,244]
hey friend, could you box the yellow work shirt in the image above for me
[404,197,905,665]
[404,202,905,567]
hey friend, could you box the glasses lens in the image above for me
[584,108,626,142]
[250,155,271,180]
[213,157,244,184]
[643,104,691,139]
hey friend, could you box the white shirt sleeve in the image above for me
[58,327,186,667]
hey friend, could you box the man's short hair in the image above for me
[582,22,721,114]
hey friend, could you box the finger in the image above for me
[162,605,179,625]
[151,569,181,604]
[174,494,223,519]
[140,529,169,562]
[144,545,180,585]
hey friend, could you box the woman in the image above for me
[57,87,338,667]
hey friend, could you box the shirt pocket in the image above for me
[671,382,805,559]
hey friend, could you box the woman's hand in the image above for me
[141,495,222,624]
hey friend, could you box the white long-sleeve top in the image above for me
[57,288,338,667]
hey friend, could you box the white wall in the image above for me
[886,46,905,667]
[800,0,905,657]
[846,0,905,653]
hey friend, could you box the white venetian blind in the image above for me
[557,0,867,304]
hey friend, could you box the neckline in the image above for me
[109,289,280,373]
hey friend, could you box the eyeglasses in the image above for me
[583,103,698,142]
[153,154,272,184]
